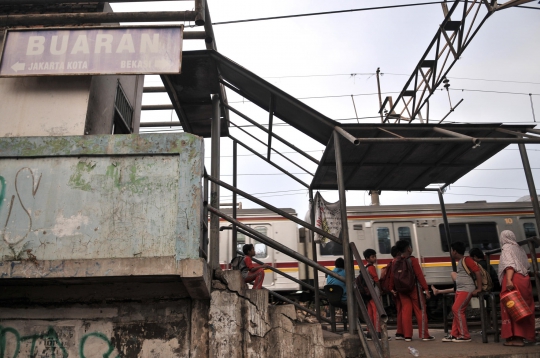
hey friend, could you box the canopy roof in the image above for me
[310,123,536,191]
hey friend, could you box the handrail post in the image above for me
[333,130,356,333]
[209,94,221,271]
[309,188,321,321]
[438,190,457,271]
[232,140,238,259]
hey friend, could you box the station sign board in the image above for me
[0,25,183,77]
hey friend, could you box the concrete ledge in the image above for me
[0,257,211,299]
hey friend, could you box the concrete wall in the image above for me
[0,76,92,137]
[0,299,209,358]
[0,134,203,263]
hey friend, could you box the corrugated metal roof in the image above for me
[311,123,536,191]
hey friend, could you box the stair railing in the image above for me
[350,242,390,358]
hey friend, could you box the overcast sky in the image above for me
[114,0,540,218]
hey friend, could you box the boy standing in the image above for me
[442,242,482,343]
[390,240,434,342]
[363,249,382,339]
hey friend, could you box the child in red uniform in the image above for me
[441,241,482,342]
[241,244,269,289]
[390,240,434,342]
[383,246,404,340]
[363,248,382,340]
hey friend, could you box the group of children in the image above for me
[331,239,493,343]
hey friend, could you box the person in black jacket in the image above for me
[469,247,501,292]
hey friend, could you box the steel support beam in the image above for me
[232,140,238,259]
[0,11,198,27]
[438,190,457,272]
[518,143,540,247]
[309,188,321,321]
[209,94,221,271]
[333,130,356,333]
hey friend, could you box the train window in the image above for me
[439,224,469,252]
[523,223,537,238]
[253,226,268,258]
[469,223,499,251]
[236,232,246,253]
[319,241,344,256]
[397,227,412,246]
[377,227,391,254]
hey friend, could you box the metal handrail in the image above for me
[350,242,390,358]
[263,288,332,324]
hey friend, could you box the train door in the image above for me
[236,224,275,287]
[372,222,415,257]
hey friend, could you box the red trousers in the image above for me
[398,288,430,339]
[451,291,473,339]
[394,295,403,336]
[368,298,381,332]
[245,268,265,289]
[500,273,535,341]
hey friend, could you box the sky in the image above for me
[113,0,540,218]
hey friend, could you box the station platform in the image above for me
[381,329,540,358]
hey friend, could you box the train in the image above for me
[218,199,539,292]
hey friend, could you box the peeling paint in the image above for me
[51,212,89,238]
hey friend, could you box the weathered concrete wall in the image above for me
[0,299,209,358]
[209,270,338,358]
[0,76,92,137]
[0,134,203,263]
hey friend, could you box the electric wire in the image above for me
[212,2,446,26]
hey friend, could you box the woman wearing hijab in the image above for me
[498,230,535,346]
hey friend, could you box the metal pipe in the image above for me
[518,143,540,236]
[205,173,342,245]
[376,68,384,123]
[224,103,320,164]
[353,286,384,358]
[438,190,457,271]
[203,169,209,260]
[229,121,313,176]
[143,87,166,93]
[349,243,388,321]
[206,205,345,282]
[433,126,480,145]
[267,94,274,160]
[0,11,198,27]
[263,289,332,324]
[141,105,175,111]
[334,126,360,146]
[194,0,205,26]
[140,121,181,127]
[235,247,324,296]
[203,0,217,51]
[232,140,238,260]
[209,94,221,271]
[334,137,540,144]
[309,188,321,321]
[334,130,356,334]
[518,143,540,303]
[526,240,540,313]
[229,135,310,189]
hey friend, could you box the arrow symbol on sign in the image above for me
[11,62,26,72]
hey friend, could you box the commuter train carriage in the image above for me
[219,200,539,292]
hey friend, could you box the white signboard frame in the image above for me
[0,25,183,77]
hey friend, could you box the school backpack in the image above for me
[462,258,493,292]
[379,261,393,294]
[392,257,416,294]
[230,255,245,270]
[355,263,373,301]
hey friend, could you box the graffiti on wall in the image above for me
[0,326,119,358]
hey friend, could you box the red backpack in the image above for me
[392,257,416,294]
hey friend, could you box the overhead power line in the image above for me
[212,2,446,25]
